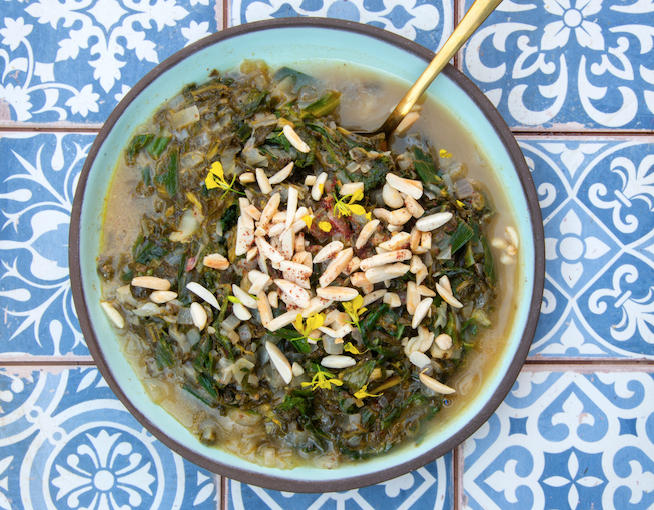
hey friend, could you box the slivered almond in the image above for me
[305,175,317,186]
[383,292,401,308]
[291,219,309,234]
[190,302,207,330]
[343,256,361,275]
[294,232,305,253]
[339,182,365,196]
[257,292,273,326]
[312,172,328,201]
[258,192,280,228]
[409,351,431,369]
[379,232,411,251]
[255,168,272,194]
[439,275,452,294]
[319,248,353,288]
[386,173,423,199]
[421,231,432,250]
[283,272,311,290]
[232,302,252,321]
[269,162,294,185]
[415,212,453,232]
[388,224,404,232]
[404,194,425,218]
[417,285,436,297]
[283,124,310,153]
[356,220,380,250]
[274,279,310,308]
[232,285,258,309]
[235,216,255,256]
[265,310,298,332]
[271,211,286,223]
[395,111,421,136]
[131,276,170,291]
[203,253,229,270]
[292,362,304,377]
[150,290,177,303]
[362,289,387,307]
[321,355,356,369]
[410,227,421,252]
[418,326,434,352]
[388,208,412,226]
[506,226,519,249]
[265,341,293,384]
[382,183,404,209]
[267,291,279,308]
[364,263,410,284]
[314,241,344,263]
[410,255,426,275]
[248,270,271,296]
[243,204,261,221]
[435,282,463,308]
[239,172,255,184]
[267,222,286,237]
[100,302,124,329]
[420,372,455,395]
[280,260,312,278]
[373,208,391,222]
[186,282,220,309]
[436,333,453,350]
[301,297,333,318]
[406,281,420,315]
[317,286,359,302]
[286,186,298,231]
[412,298,433,329]
[255,237,284,264]
[350,272,373,288]
[293,206,310,224]
[360,250,412,271]
[280,228,294,260]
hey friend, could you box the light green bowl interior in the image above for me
[79,25,535,484]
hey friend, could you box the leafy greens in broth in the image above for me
[98,61,519,469]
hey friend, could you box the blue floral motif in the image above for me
[0,0,217,123]
[231,0,452,53]
[0,133,94,357]
[462,0,654,129]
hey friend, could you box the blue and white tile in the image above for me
[227,454,453,510]
[519,137,654,359]
[463,368,654,510]
[229,0,453,53]
[0,366,220,510]
[460,0,654,130]
[0,132,93,359]
[0,0,219,125]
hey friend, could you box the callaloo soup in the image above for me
[98,61,519,469]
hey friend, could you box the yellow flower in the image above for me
[319,221,332,232]
[302,215,313,229]
[343,342,366,355]
[342,295,368,328]
[439,149,452,158]
[354,384,381,400]
[333,190,366,218]
[293,313,325,342]
[365,211,372,221]
[205,161,239,197]
[301,367,344,391]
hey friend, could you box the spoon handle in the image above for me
[380,0,504,138]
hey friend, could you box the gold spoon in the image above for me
[371,0,504,139]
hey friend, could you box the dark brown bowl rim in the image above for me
[69,17,545,493]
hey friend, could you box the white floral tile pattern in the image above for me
[0,132,92,359]
[463,368,654,510]
[0,0,218,125]
[524,137,654,358]
[229,0,453,53]
[0,366,220,509]
[227,456,452,510]
[460,0,654,130]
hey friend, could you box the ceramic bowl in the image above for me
[70,18,545,492]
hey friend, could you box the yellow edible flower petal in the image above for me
[209,161,225,178]
[302,215,313,228]
[319,221,332,232]
[349,189,364,203]
[439,149,452,158]
[205,172,219,190]
[343,342,365,355]
[354,384,381,399]
[348,204,367,216]
[365,212,372,221]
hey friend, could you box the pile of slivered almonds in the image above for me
[103,125,520,398]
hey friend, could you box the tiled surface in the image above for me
[1,1,653,509]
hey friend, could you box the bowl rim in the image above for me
[69,17,545,492]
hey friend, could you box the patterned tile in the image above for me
[228,0,453,53]
[0,132,93,359]
[521,137,654,359]
[460,0,654,131]
[0,366,220,510]
[0,0,219,125]
[463,367,654,510]
[226,454,453,510]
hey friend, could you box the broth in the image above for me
[98,61,520,468]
